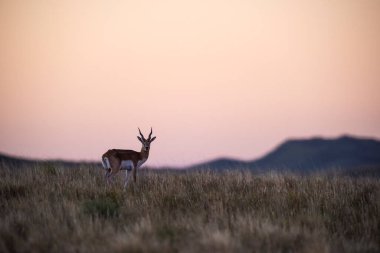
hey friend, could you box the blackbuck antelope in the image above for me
[101,128,156,187]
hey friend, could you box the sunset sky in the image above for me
[1,0,379,167]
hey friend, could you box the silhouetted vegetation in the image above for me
[0,165,379,252]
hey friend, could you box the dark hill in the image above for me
[189,135,380,173]
[250,135,380,172]
[189,157,249,170]
[0,153,36,167]
[0,152,99,169]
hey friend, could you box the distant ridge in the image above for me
[2,135,380,175]
[0,152,36,167]
[0,152,100,168]
[189,157,248,170]
[188,135,380,173]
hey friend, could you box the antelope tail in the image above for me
[101,156,111,170]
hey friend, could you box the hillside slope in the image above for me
[189,136,380,172]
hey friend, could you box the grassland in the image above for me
[0,165,379,253]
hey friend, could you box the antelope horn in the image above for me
[148,127,153,140]
[138,128,145,140]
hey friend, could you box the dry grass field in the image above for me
[0,164,379,253]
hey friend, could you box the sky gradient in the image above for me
[1,0,380,167]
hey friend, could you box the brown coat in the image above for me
[102,148,149,182]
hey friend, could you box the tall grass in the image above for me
[0,165,379,253]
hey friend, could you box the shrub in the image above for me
[82,197,120,218]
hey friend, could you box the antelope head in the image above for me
[137,128,156,152]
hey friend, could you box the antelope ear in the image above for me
[137,136,143,142]
[150,137,156,142]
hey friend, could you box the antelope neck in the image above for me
[140,148,149,159]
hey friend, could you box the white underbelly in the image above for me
[120,159,147,170]
[120,160,134,170]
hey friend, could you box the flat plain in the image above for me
[0,165,379,253]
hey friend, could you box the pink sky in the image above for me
[1,0,380,167]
